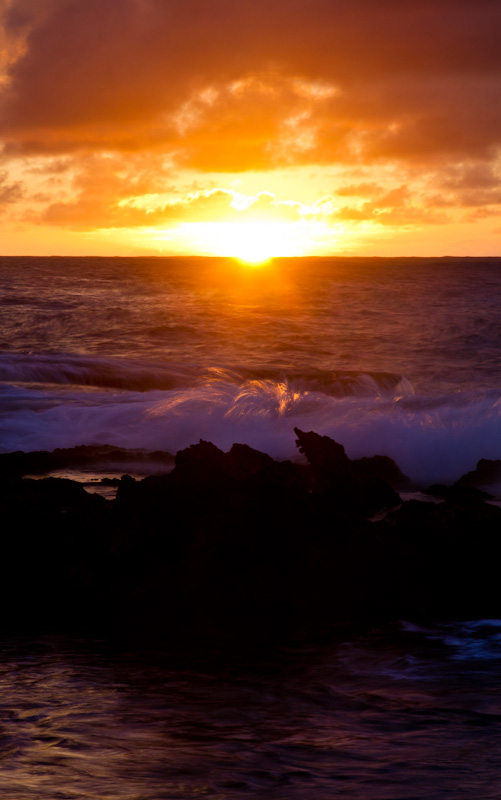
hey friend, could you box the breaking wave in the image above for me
[2,352,501,486]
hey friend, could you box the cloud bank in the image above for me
[0,0,500,251]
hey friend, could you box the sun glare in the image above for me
[167,220,313,263]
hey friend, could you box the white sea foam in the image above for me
[2,373,501,486]
[2,255,501,485]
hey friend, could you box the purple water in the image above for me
[0,622,500,799]
[2,255,501,484]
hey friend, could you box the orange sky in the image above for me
[0,0,500,257]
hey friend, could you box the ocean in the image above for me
[1,621,501,800]
[2,255,501,485]
[2,255,501,798]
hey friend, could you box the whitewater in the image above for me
[2,254,501,485]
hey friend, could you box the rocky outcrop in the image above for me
[454,458,501,491]
[0,444,174,477]
[0,432,500,648]
[294,427,402,513]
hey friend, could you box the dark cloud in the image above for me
[458,189,501,208]
[443,163,501,191]
[417,163,501,210]
[26,157,72,174]
[466,207,501,221]
[0,0,500,172]
[0,168,22,204]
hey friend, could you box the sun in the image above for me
[170,220,309,263]
[147,217,343,260]
[206,221,305,264]
[233,233,277,265]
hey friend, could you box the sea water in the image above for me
[2,256,501,797]
[0,622,501,799]
[2,255,501,485]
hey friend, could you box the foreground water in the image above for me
[0,622,500,799]
[2,257,501,796]
[2,256,501,484]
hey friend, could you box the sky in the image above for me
[0,0,500,258]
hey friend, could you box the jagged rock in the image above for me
[0,444,174,477]
[375,496,501,617]
[455,458,501,490]
[294,428,350,478]
[1,475,104,511]
[294,427,400,513]
[425,483,494,503]
[0,432,500,644]
[174,439,229,486]
[351,454,409,489]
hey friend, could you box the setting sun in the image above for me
[213,221,302,264]
[151,219,336,262]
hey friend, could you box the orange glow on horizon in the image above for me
[1,2,500,257]
[148,219,335,261]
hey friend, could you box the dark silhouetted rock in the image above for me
[425,483,494,503]
[351,454,409,489]
[294,427,400,513]
[227,442,275,480]
[455,459,501,490]
[1,475,103,511]
[0,431,500,646]
[0,444,174,478]
[174,439,229,486]
[294,428,350,478]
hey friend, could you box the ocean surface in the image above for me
[2,255,501,797]
[2,255,501,484]
[1,621,501,799]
